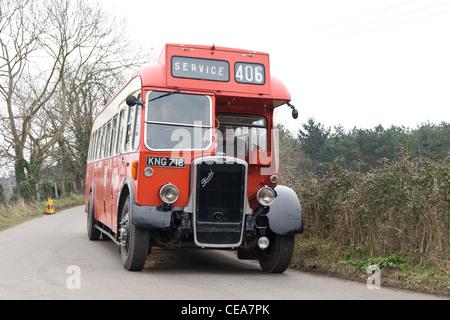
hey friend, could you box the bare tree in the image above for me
[0,0,47,196]
[0,0,152,198]
[46,0,152,189]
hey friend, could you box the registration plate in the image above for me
[146,156,186,168]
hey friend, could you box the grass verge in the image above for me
[291,236,449,297]
[0,194,85,232]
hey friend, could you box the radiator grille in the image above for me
[194,160,246,245]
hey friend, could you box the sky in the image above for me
[104,0,450,133]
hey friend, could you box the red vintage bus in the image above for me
[85,44,303,272]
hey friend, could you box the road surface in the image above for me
[0,205,445,301]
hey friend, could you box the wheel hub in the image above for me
[119,213,130,249]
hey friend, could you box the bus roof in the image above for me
[135,44,291,107]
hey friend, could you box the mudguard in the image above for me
[132,204,172,229]
[266,185,303,235]
[119,178,173,229]
[117,178,178,229]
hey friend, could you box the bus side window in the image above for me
[132,101,141,151]
[94,131,99,161]
[87,132,93,162]
[110,115,118,157]
[90,131,96,161]
[96,127,103,160]
[92,131,98,161]
[116,110,126,155]
[104,120,112,158]
[99,125,106,160]
[124,105,135,152]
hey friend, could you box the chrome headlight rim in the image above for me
[257,186,275,207]
[159,183,179,204]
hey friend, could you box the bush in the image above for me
[39,180,54,200]
[296,152,449,271]
[17,180,35,202]
[0,185,6,205]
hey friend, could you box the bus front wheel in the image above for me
[87,192,101,241]
[119,196,149,271]
[257,233,295,273]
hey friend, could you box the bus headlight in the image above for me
[257,187,275,206]
[159,184,179,204]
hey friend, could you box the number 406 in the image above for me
[235,63,265,84]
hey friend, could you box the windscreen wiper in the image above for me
[148,89,181,103]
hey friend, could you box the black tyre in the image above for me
[119,196,149,271]
[258,233,295,273]
[87,192,101,241]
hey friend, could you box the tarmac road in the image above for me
[0,205,445,301]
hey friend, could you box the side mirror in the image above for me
[287,102,299,120]
[126,95,144,107]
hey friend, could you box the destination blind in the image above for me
[172,56,230,82]
[171,56,266,85]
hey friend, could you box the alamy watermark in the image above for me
[66,265,81,290]
[366,265,381,290]
[163,126,280,176]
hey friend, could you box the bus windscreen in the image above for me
[145,91,212,151]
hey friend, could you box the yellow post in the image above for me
[46,199,54,214]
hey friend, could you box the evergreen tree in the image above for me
[297,118,330,163]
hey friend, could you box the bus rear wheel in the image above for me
[258,233,295,273]
[119,196,149,271]
[87,192,101,241]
